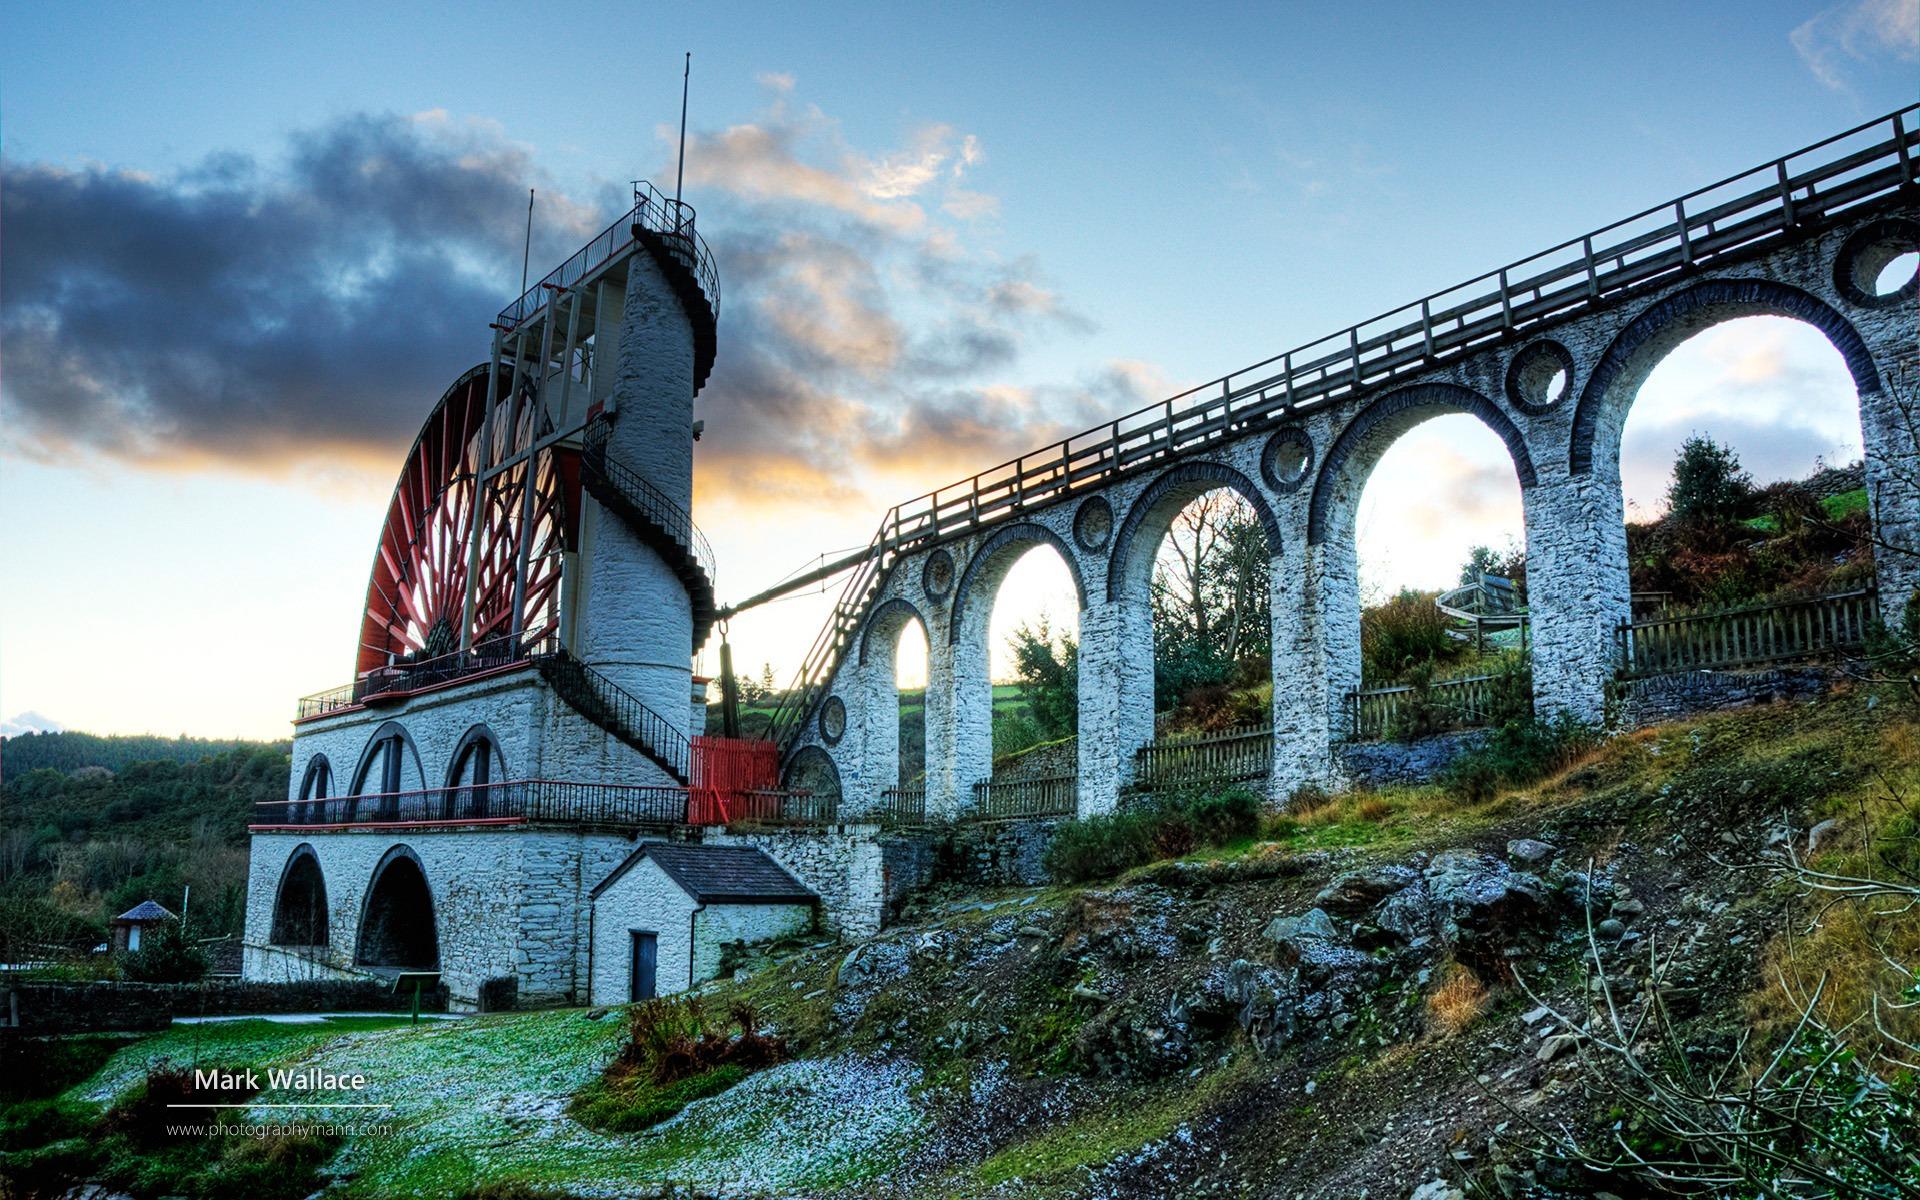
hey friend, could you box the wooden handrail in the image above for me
[753,107,1918,756]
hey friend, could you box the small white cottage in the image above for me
[589,843,817,1004]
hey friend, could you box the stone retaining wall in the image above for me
[1608,666,1838,729]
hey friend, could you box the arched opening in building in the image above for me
[269,845,329,947]
[443,725,501,819]
[354,847,439,970]
[1145,488,1276,720]
[349,722,418,821]
[296,755,332,824]
[1614,316,1866,619]
[949,525,1085,798]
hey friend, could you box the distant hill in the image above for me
[0,729,288,784]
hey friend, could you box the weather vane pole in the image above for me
[675,52,691,208]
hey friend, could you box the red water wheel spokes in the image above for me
[356,365,573,676]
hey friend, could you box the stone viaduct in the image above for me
[771,109,1920,819]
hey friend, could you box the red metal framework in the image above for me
[687,736,782,824]
[356,364,579,675]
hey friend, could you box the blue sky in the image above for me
[1,0,1913,737]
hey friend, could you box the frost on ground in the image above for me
[263,1013,924,1197]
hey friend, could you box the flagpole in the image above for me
[675,52,691,207]
[520,188,535,298]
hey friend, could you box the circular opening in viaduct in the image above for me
[1835,219,1920,309]
[1873,252,1918,297]
[1261,428,1314,492]
[819,695,848,744]
[1505,340,1574,415]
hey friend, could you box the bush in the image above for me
[120,919,206,983]
[991,712,1044,760]
[571,998,786,1135]
[1445,715,1597,803]
[1044,786,1261,884]
[612,998,786,1087]
[1361,590,1462,684]
[1665,433,1752,526]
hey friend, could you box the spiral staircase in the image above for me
[537,183,723,784]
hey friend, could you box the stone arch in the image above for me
[442,723,505,819]
[948,522,1089,641]
[860,596,929,666]
[349,720,423,798]
[348,721,423,822]
[1107,462,1283,601]
[1568,277,1879,477]
[1307,383,1536,547]
[854,595,932,802]
[783,745,842,806]
[295,754,332,823]
[269,844,329,947]
[354,844,438,970]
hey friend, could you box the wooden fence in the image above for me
[1346,672,1515,741]
[968,774,1078,821]
[878,786,928,825]
[1132,725,1274,790]
[1616,588,1879,678]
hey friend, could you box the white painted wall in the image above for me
[587,855,812,1004]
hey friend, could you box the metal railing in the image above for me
[1133,725,1274,790]
[763,106,1920,752]
[537,651,692,782]
[764,529,891,752]
[632,182,721,318]
[1346,672,1517,741]
[581,417,717,584]
[296,631,557,720]
[495,181,720,332]
[688,786,835,825]
[1616,588,1879,679]
[252,778,693,828]
[967,773,1078,821]
[878,786,928,825]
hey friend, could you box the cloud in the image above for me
[0,111,607,474]
[1,711,66,738]
[1792,0,1919,89]
[3,87,1104,519]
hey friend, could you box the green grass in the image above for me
[35,1001,923,1198]
[966,1059,1256,1190]
[1822,487,1869,521]
[568,1064,747,1132]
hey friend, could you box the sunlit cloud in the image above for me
[1791,0,1919,89]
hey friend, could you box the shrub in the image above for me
[1665,433,1752,526]
[120,919,206,983]
[1044,786,1260,884]
[613,998,786,1087]
[1427,963,1491,1035]
[991,712,1044,760]
[574,998,785,1135]
[1445,714,1597,804]
[1361,590,1462,683]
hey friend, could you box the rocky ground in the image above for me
[9,687,1910,1199]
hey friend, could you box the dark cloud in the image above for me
[2,98,1100,505]
[1,113,608,470]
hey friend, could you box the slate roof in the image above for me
[113,900,176,923]
[592,843,817,905]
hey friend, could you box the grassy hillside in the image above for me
[10,687,1913,1198]
[1,743,288,953]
